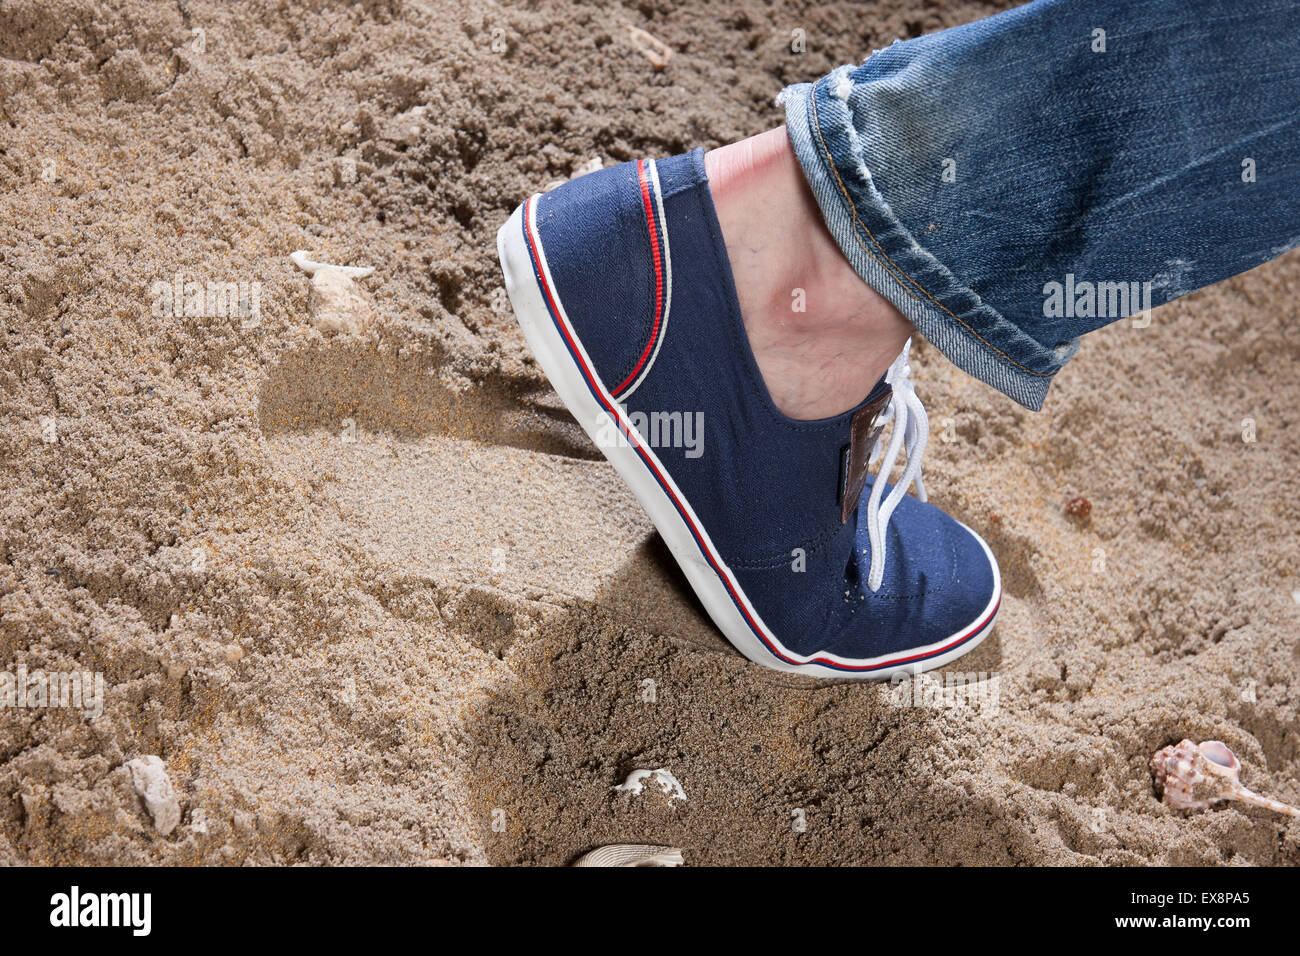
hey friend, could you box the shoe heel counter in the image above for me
[530,159,669,399]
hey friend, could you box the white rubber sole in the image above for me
[496,199,1000,680]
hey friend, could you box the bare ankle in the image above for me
[706,127,912,420]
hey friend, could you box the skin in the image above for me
[704,126,911,421]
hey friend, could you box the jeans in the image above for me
[781,0,1300,409]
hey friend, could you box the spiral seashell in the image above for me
[1150,739,1299,818]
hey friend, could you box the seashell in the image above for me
[543,156,604,193]
[1150,739,1299,818]
[289,251,377,334]
[306,268,376,334]
[289,250,375,279]
[626,25,673,71]
[572,845,685,867]
[613,768,687,802]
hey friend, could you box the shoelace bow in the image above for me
[863,340,929,592]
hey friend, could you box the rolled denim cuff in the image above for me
[781,75,1076,411]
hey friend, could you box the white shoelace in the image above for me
[863,339,929,592]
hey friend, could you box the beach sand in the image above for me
[1,0,1297,865]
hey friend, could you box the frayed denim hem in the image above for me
[781,77,1076,411]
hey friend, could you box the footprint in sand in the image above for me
[255,336,655,606]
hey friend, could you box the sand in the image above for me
[1,0,1297,866]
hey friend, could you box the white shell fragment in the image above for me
[289,251,377,334]
[1150,739,1300,818]
[289,250,375,279]
[626,25,673,70]
[572,156,603,178]
[543,156,604,193]
[126,755,181,836]
[613,768,687,802]
[307,268,377,334]
[573,845,685,867]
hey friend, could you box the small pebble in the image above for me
[1065,496,1092,522]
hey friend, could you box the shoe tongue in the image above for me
[838,380,892,523]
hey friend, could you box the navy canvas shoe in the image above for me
[496,149,1000,679]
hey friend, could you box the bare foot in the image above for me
[705,126,912,420]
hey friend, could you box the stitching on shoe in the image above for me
[727,494,963,604]
[726,518,848,569]
[536,186,649,394]
[611,159,670,398]
[724,495,959,592]
[727,517,959,602]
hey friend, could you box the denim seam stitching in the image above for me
[808,81,1056,379]
[807,95,920,303]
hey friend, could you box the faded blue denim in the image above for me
[782,0,1300,409]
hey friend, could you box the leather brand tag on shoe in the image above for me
[839,388,892,524]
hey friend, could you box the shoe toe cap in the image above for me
[824,494,1001,665]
